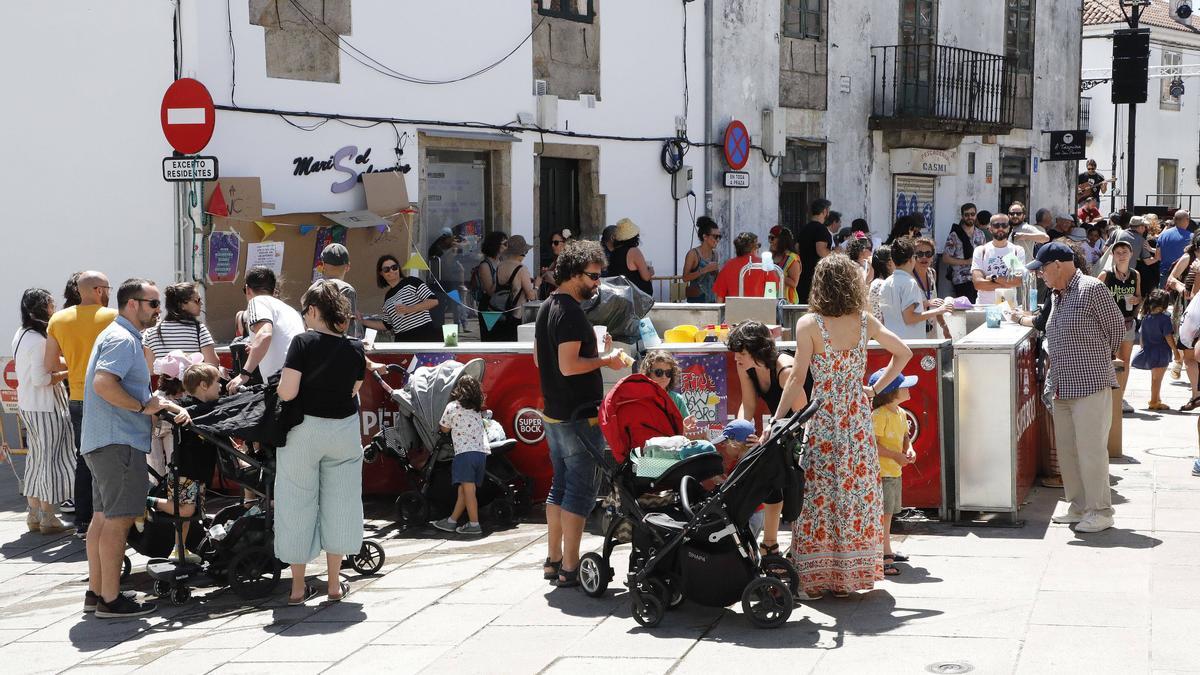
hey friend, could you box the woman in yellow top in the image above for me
[769,226,802,304]
[868,367,917,577]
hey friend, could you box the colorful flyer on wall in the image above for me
[675,353,728,430]
[207,230,242,283]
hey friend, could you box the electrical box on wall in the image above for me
[672,165,693,200]
[761,107,785,158]
[537,94,558,129]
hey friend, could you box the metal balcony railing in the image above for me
[870,43,1016,134]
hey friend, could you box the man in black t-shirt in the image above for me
[795,198,833,304]
[1077,159,1107,203]
[534,240,624,588]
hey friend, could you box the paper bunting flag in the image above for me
[255,220,276,240]
[402,251,430,272]
[481,311,503,330]
[298,225,315,236]
[446,289,461,304]
[208,184,229,217]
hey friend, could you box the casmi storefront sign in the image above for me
[1048,130,1087,161]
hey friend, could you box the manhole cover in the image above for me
[1144,446,1197,459]
[926,662,974,674]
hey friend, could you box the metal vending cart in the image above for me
[953,323,1041,524]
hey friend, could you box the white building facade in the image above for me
[1082,0,1200,212]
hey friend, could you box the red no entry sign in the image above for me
[160,78,215,155]
[2,359,17,390]
[723,120,750,171]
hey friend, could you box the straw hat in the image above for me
[614,218,640,242]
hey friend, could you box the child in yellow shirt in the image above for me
[868,368,917,577]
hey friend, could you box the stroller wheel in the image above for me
[228,545,281,600]
[395,491,429,526]
[761,553,800,594]
[741,577,792,629]
[121,556,132,582]
[170,585,191,606]
[349,541,386,575]
[485,498,516,527]
[578,552,609,598]
[661,574,685,609]
[631,592,664,628]
[153,579,172,598]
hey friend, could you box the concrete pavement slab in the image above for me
[323,644,451,675]
[813,635,1021,674]
[1015,624,1150,675]
[231,620,394,663]
[542,656,675,675]
[371,602,505,645]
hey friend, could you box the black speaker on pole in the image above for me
[1112,28,1150,104]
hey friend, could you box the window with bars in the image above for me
[1005,0,1035,72]
[782,0,822,40]
[784,142,825,175]
[1161,50,1183,109]
[538,0,594,23]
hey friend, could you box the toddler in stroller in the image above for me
[365,358,532,529]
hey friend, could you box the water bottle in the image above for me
[1023,272,1038,312]
[209,523,228,541]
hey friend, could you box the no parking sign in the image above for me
[723,120,750,170]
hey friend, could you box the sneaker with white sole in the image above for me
[94,593,156,619]
[455,522,483,535]
[1121,399,1134,414]
[59,500,75,514]
[1193,458,1200,477]
[430,517,458,533]
[1074,513,1114,533]
[1051,512,1084,524]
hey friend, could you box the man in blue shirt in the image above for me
[81,278,189,619]
[1158,210,1194,288]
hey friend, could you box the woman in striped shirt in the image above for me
[363,254,441,342]
[141,282,220,369]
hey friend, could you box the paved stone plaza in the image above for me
[0,368,1198,674]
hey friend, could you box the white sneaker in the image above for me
[1074,513,1114,533]
[1051,512,1084,524]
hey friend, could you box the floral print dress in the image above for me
[790,312,884,594]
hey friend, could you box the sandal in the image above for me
[832,590,850,598]
[884,563,902,577]
[1181,395,1200,412]
[884,552,909,563]
[555,566,580,588]
[543,558,562,581]
[288,584,320,606]
[326,580,351,602]
[759,542,780,556]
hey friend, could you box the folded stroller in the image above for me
[580,397,818,629]
[144,384,386,605]
[364,359,532,528]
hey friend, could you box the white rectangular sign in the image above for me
[162,156,218,182]
[724,171,750,188]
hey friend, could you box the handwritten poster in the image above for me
[207,231,241,283]
[247,241,284,277]
[675,353,728,432]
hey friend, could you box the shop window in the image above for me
[1161,50,1183,110]
[782,0,822,40]
[1005,0,1035,73]
[538,0,594,24]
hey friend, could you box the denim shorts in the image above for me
[545,418,604,517]
[451,451,487,486]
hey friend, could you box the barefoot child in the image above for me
[1132,289,1178,411]
[430,374,489,536]
[868,368,917,577]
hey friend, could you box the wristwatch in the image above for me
[136,402,146,414]
[989,274,998,283]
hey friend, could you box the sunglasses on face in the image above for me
[551,239,565,246]
[650,368,675,378]
[708,233,723,240]
[583,272,601,280]
[380,264,400,273]
[1009,211,1024,217]
[915,251,934,259]
[133,298,161,309]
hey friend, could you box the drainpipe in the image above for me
[704,0,714,222]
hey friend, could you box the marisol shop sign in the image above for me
[291,145,403,194]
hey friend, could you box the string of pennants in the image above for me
[206,183,417,241]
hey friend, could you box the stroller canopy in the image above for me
[599,374,684,464]
[391,358,486,454]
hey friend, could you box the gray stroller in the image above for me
[364,358,533,528]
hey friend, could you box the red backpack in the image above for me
[599,374,685,464]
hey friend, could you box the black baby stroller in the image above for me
[143,383,386,605]
[365,359,532,528]
[579,400,818,629]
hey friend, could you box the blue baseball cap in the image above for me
[713,419,755,444]
[1025,241,1075,271]
[868,368,917,395]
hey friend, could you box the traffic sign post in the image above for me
[160,78,215,155]
[723,120,750,170]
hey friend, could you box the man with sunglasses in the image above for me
[45,270,116,537]
[81,279,190,618]
[971,213,1027,305]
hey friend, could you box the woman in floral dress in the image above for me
[776,254,912,598]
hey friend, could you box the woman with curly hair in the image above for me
[777,254,912,599]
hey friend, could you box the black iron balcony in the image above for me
[870,43,1016,135]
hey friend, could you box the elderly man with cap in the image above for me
[1027,242,1125,533]
[606,218,654,296]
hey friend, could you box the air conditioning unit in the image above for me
[579,93,596,109]
[537,94,559,129]
[534,79,548,96]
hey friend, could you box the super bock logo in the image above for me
[903,408,920,443]
[513,408,546,444]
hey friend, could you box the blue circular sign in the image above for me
[723,120,750,170]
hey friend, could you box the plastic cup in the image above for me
[593,325,608,347]
[442,323,459,347]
